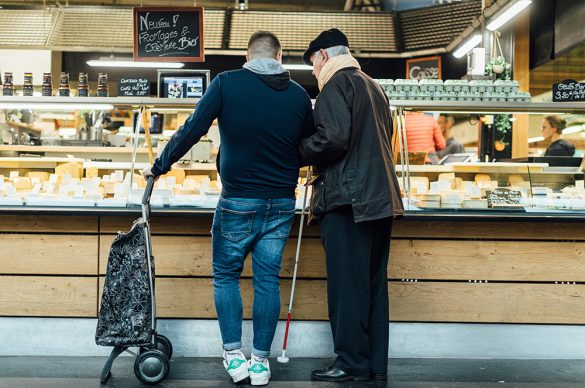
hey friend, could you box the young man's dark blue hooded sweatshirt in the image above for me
[152,64,314,199]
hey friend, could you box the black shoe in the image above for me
[372,372,388,381]
[311,366,370,382]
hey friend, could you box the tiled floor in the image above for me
[1,357,585,387]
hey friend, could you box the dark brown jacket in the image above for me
[300,67,404,223]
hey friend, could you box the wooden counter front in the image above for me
[2,212,585,324]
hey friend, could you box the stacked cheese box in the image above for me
[376,79,531,102]
[527,181,585,210]
[403,172,533,210]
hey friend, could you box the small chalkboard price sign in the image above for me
[553,79,585,102]
[133,7,204,62]
[486,188,523,208]
[118,78,151,96]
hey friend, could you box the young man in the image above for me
[437,114,464,159]
[300,29,404,382]
[143,31,313,386]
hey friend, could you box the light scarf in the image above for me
[317,54,361,91]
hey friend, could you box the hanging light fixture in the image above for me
[452,34,483,58]
[486,0,532,31]
[87,56,184,69]
[236,0,249,11]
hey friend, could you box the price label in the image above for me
[553,79,585,102]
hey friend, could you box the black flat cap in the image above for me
[302,28,349,65]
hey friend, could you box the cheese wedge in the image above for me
[133,174,146,189]
[27,172,50,182]
[55,162,83,179]
[101,181,116,196]
[474,174,491,183]
[162,169,186,184]
[13,177,32,191]
[85,167,99,179]
[411,176,430,190]
[438,173,455,181]
[185,174,209,183]
[508,174,525,186]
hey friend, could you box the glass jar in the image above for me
[97,73,109,97]
[58,72,70,97]
[23,72,33,96]
[78,72,89,97]
[3,72,14,96]
[42,73,53,96]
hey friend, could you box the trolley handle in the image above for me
[142,176,155,205]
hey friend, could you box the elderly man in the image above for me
[300,29,404,382]
[143,31,313,386]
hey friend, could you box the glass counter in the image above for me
[391,100,585,217]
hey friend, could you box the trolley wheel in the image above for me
[155,334,173,359]
[140,334,173,359]
[134,349,170,385]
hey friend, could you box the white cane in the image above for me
[277,167,312,364]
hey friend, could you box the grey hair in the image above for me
[315,45,350,60]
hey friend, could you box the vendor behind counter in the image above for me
[542,115,575,157]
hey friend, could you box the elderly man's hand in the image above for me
[142,165,155,180]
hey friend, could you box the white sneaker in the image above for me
[223,349,249,383]
[248,353,271,386]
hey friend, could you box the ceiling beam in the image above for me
[0,0,345,11]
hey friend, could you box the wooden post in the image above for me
[512,10,530,158]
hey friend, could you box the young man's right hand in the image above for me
[142,166,155,180]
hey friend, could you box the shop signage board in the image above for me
[406,56,442,80]
[133,7,205,62]
[486,188,523,208]
[118,78,151,96]
[552,79,585,102]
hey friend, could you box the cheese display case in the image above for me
[0,96,227,210]
[391,101,585,216]
[0,97,310,211]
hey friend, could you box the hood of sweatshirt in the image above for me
[243,58,290,91]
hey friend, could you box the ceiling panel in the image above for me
[0,9,55,47]
[399,0,481,51]
[229,10,397,52]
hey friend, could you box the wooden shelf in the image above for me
[0,145,149,154]
[390,101,585,114]
[0,157,84,169]
[0,96,199,109]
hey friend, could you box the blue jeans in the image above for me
[212,197,296,357]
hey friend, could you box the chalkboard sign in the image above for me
[486,188,523,208]
[133,7,204,62]
[118,78,151,96]
[406,56,442,80]
[553,79,585,102]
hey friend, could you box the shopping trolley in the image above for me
[96,176,173,385]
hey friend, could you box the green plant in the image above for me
[486,56,512,147]
[485,55,511,80]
